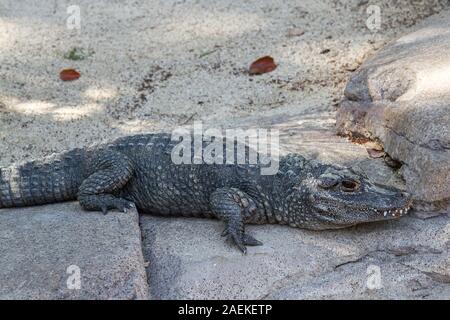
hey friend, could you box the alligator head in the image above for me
[281,154,412,230]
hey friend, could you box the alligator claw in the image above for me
[228,232,247,254]
[242,234,263,246]
[222,226,261,254]
[113,199,135,213]
[221,228,229,237]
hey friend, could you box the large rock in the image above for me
[141,214,450,299]
[0,203,149,299]
[336,10,450,212]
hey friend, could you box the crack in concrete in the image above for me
[384,124,450,153]
[397,262,450,285]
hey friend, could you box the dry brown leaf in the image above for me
[249,56,277,75]
[60,68,80,81]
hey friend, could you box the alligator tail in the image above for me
[0,149,85,208]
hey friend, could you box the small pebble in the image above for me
[287,28,305,37]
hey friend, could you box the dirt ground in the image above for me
[1,0,449,166]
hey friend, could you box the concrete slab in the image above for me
[0,202,149,299]
[141,213,449,299]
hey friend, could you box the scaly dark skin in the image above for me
[0,133,412,253]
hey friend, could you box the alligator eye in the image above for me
[318,177,338,189]
[341,179,360,192]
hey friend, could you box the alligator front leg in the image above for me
[209,187,262,254]
[78,151,135,214]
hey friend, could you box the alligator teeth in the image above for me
[379,207,410,217]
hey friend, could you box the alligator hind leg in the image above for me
[210,188,263,254]
[78,151,135,214]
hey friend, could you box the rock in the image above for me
[336,10,450,211]
[286,27,305,37]
[141,214,449,299]
[0,202,149,299]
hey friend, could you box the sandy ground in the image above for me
[1,0,449,166]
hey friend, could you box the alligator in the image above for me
[0,133,411,253]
